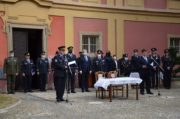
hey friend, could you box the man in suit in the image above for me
[139,49,153,95]
[77,51,83,88]
[52,46,67,102]
[93,50,106,73]
[21,52,35,93]
[36,51,49,91]
[66,46,78,93]
[149,48,161,89]
[3,50,19,94]
[79,49,92,92]
[161,49,174,89]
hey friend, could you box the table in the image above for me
[94,77,142,102]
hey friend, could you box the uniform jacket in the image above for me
[21,59,35,75]
[36,58,49,74]
[52,55,67,78]
[161,55,174,71]
[66,53,78,72]
[118,58,131,76]
[3,57,19,75]
[92,57,107,72]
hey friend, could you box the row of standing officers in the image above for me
[3,46,173,102]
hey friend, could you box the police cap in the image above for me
[24,52,30,56]
[67,46,73,50]
[58,46,65,51]
[41,51,46,55]
[151,48,157,52]
[97,50,103,54]
[123,53,128,57]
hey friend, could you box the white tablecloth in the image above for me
[94,77,142,90]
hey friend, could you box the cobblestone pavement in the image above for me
[0,86,180,119]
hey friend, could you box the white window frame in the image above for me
[168,35,180,55]
[80,32,102,57]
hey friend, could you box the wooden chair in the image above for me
[95,71,105,98]
[107,71,124,98]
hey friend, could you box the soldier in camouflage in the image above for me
[3,51,19,94]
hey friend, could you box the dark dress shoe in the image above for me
[147,92,153,95]
[86,90,90,92]
[71,91,76,93]
[60,99,65,101]
[140,92,144,95]
[82,90,84,93]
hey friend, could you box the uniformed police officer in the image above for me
[3,50,19,94]
[161,49,174,89]
[21,52,35,93]
[36,51,49,91]
[150,48,161,89]
[79,49,92,92]
[93,50,107,73]
[118,54,131,76]
[52,46,67,102]
[139,49,153,95]
[66,46,78,93]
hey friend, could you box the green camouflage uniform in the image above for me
[3,57,19,93]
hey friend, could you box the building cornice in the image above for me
[0,0,180,17]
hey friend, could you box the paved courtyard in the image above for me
[0,84,180,119]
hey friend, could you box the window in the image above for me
[80,33,102,54]
[169,37,180,54]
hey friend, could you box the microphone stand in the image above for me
[65,56,72,103]
[65,55,76,104]
[151,56,164,96]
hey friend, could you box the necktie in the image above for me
[85,56,88,62]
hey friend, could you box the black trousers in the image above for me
[54,76,66,100]
[163,70,172,89]
[39,73,47,91]
[150,70,159,88]
[81,71,89,91]
[23,74,32,92]
[140,70,151,93]
[67,72,75,92]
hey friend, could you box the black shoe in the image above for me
[86,90,90,92]
[147,92,153,95]
[71,91,76,93]
[140,92,144,95]
[67,91,70,94]
[60,99,65,101]
[82,90,84,93]
[28,90,33,93]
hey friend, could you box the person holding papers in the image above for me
[66,46,78,93]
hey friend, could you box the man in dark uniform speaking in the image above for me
[52,46,67,102]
